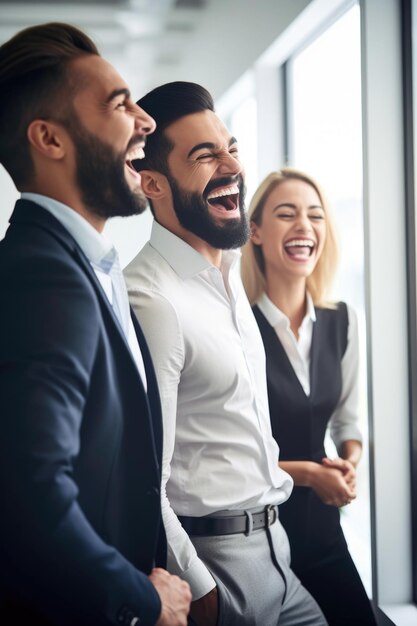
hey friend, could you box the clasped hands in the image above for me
[310,457,357,508]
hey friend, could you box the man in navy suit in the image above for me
[0,22,191,626]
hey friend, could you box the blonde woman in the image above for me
[241,168,376,626]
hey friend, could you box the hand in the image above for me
[321,456,357,489]
[189,586,218,626]
[309,463,356,507]
[150,568,192,626]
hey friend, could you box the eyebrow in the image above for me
[187,135,238,158]
[272,203,324,212]
[105,88,130,104]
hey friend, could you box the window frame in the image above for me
[404,0,417,605]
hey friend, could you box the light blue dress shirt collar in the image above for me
[21,192,116,272]
[21,193,148,389]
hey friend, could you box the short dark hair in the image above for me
[136,81,215,175]
[0,22,99,187]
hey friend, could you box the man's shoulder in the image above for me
[0,211,76,276]
[124,241,181,295]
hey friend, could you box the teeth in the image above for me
[127,145,145,161]
[285,239,314,248]
[207,184,239,200]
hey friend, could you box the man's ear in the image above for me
[140,170,169,200]
[27,119,67,161]
[250,220,263,245]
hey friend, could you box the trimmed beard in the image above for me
[67,117,148,219]
[167,173,249,250]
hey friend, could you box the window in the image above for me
[286,4,373,596]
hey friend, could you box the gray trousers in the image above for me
[191,512,328,626]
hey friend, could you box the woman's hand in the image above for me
[309,462,356,507]
[321,456,356,489]
[279,459,356,507]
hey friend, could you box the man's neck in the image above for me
[21,187,106,233]
[155,216,223,268]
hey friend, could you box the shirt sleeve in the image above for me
[128,286,216,601]
[329,303,364,452]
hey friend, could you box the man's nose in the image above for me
[133,103,156,136]
[217,150,243,176]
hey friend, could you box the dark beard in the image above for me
[167,173,249,249]
[67,120,148,219]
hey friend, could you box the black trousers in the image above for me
[280,488,377,626]
[293,549,377,626]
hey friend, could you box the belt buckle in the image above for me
[265,504,276,528]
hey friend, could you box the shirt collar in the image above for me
[257,290,316,328]
[305,291,316,322]
[150,220,240,280]
[21,192,115,271]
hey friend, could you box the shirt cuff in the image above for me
[332,425,363,452]
[179,556,216,601]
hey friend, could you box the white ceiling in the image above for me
[0,0,312,102]
[0,0,212,96]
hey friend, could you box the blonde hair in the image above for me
[241,167,339,306]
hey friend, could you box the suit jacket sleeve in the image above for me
[0,250,161,625]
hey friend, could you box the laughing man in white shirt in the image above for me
[124,81,328,626]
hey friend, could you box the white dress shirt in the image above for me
[21,192,147,390]
[125,221,293,599]
[256,292,363,449]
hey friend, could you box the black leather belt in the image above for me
[178,504,278,537]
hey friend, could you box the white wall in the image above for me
[149,0,312,100]
[0,166,18,240]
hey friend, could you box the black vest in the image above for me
[253,303,348,463]
[253,302,349,571]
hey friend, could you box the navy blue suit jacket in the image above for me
[0,200,166,625]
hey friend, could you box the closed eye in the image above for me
[196,153,214,161]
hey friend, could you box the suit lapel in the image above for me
[10,199,163,467]
[11,200,152,394]
[131,311,164,463]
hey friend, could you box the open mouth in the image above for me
[125,144,145,177]
[207,184,240,214]
[284,238,315,260]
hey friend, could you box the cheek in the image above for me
[314,227,327,260]
[180,168,212,192]
[318,224,327,248]
[262,222,286,249]
[260,234,283,263]
[113,116,133,141]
